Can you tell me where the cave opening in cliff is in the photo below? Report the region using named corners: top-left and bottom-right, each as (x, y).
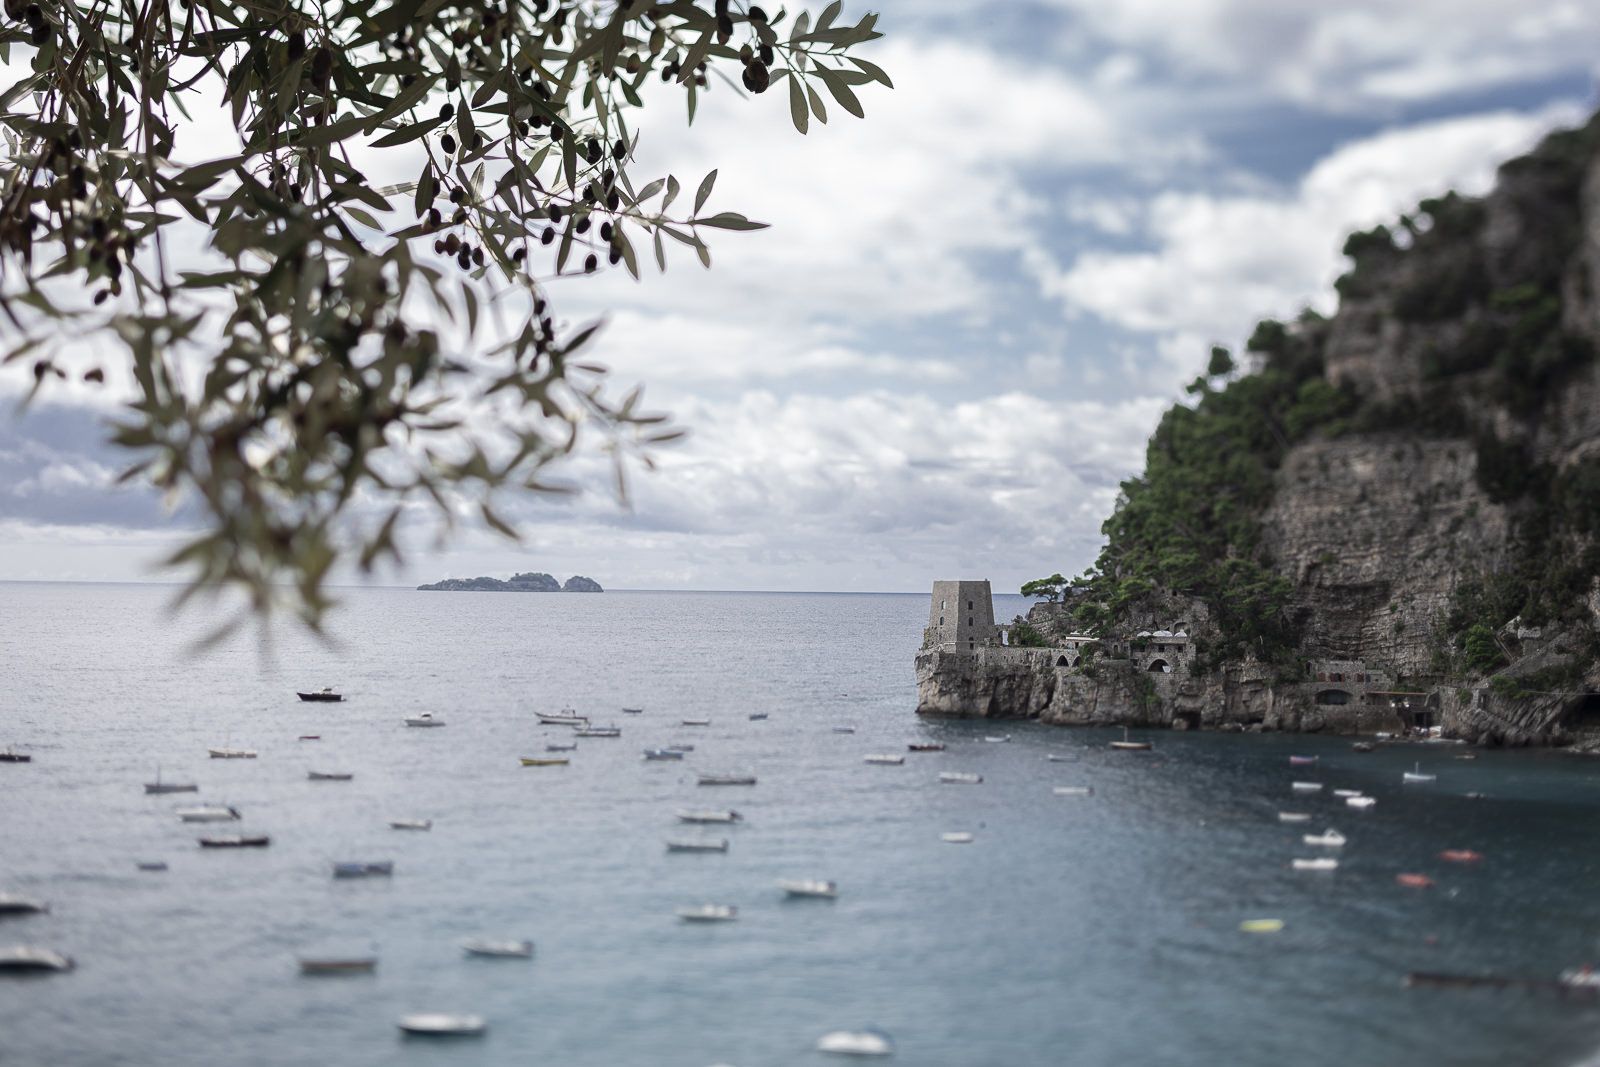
top-left (1569, 694), bottom-right (1600, 727)
top-left (1316, 689), bottom-right (1353, 705)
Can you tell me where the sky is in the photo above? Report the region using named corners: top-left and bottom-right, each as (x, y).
top-left (1, 0), bottom-right (1597, 594)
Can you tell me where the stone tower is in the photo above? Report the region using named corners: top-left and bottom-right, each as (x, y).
top-left (928, 580), bottom-right (996, 652)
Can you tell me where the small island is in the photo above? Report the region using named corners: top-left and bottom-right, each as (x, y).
top-left (417, 572), bottom-right (603, 593)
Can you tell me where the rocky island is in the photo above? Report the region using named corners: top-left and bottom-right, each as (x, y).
top-left (418, 572), bottom-right (603, 592)
top-left (919, 110), bottom-right (1600, 751)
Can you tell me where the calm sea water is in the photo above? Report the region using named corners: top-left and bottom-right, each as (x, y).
top-left (3, 583), bottom-right (1600, 1066)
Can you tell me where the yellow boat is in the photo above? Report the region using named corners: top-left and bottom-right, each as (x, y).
top-left (520, 757), bottom-right (569, 767)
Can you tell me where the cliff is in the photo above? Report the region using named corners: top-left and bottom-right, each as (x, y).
top-left (418, 572), bottom-right (603, 592)
top-left (920, 111), bottom-right (1600, 748)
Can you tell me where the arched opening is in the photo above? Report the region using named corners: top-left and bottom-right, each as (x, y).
top-left (1316, 689), bottom-right (1353, 706)
top-left (1173, 710), bottom-right (1201, 730)
top-left (1055, 655), bottom-right (1070, 667)
top-left (1147, 659), bottom-right (1170, 673)
top-left (1567, 694), bottom-right (1600, 728)
top-left (1072, 655), bottom-right (1082, 669)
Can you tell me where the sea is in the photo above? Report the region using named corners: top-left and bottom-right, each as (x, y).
top-left (3, 582), bottom-right (1600, 1067)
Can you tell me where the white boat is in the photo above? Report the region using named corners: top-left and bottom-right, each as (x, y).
top-left (333, 861), bottom-right (393, 877)
top-left (863, 754), bottom-right (905, 765)
top-left (940, 832), bottom-right (974, 843)
top-left (537, 710), bottom-right (587, 726)
top-left (643, 749), bottom-right (685, 760)
top-left (175, 805), bottom-right (240, 823)
top-left (397, 1013), bottom-right (486, 1036)
top-left (666, 839), bottom-right (729, 852)
top-left (697, 773), bottom-right (756, 786)
top-left (208, 747), bottom-right (256, 759)
top-left (308, 770), bottom-right (353, 780)
top-left (403, 713), bottom-right (444, 727)
top-left (1110, 727), bottom-right (1152, 750)
top-left (0, 945), bottom-right (73, 972)
top-left (1277, 812), bottom-right (1311, 823)
top-left (1559, 966), bottom-right (1600, 988)
top-left (1303, 829), bottom-right (1347, 847)
top-left (546, 742), bottom-right (578, 752)
top-left (1291, 858), bottom-right (1339, 871)
top-left (675, 809), bottom-right (742, 823)
top-left (1346, 795), bottom-right (1377, 809)
top-left (1403, 763), bottom-right (1437, 783)
top-left (461, 939), bottom-right (533, 958)
top-left (1052, 786), bottom-right (1093, 797)
top-left (1331, 788), bottom-right (1363, 798)
top-left (780, 879), bottom-right (837, 899)
top-left (388, 819), bottom-right (432, 831)
top-left (676, 904), bottom-right (737, 922)
top-left (574, 726), bottom-right (621, 738)
top-left (0, 894), bottom-right (48, 914)
top-left (817, 1028), bottom-right (894, 1056)
top-left (681, 718), bottom-right (711, 726)
top-left (1045, 753), bottom-right (1078, 763)
top-left (939, 772), bottom-right (982, 784)
top-left (1291, 781), bottom-right (1322, 793)
top-left (983, 735), bottom-right (1012, 743)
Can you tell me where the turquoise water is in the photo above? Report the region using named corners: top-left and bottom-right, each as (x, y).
top-left (3, 583), bottom-right (1600, 1065)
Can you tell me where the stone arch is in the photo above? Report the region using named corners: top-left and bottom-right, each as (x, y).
top-left (1173, 709), bottom-right (1201, 730)
top-left (1316, 689), bottom-right (1353, 706)
top-left (1147, 659), bottom-right (1169, 673)
top-left (1055, 655), bottom-right (1070, 667)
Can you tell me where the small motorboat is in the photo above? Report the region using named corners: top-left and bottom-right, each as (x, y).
top-left (681, 718), bottom-right (711, 727)
top-left (1465, 791), bottom-right (1486, 800)
top-left (136, 861), bottom-right (168, 872)
top-left (1291, 782), bottom-right (1323, 793)
top-left (864, 754), bottom-right (905, 765)
top-left (983, 735), bottom-right (1012, 743)
top-left (780, 879), bottom-right (838, 899)
top-left (1110, 727), bottom-right (1152, 751)
top-left (1239, 919), bottom-right (1284, 933)
top-left (1559, 965), bottom-right (1600, 988)
top-left (697, 773), bottom-right (756, 786)
top-left (622, 707), bottom-right (644, 714)
top-left (298, 735), bottom-right (321, 741)
top-left (1346, 796), bottom-right (1377, 809)
top-left (461, 939), bottom-right (533, 958)
top-left (666, 839), bottom-right (729, 853)
top-left (676, 904), bottom-right (737, 922)
top-left (666, 743), bottom-right (695, 752)
top-left (1045, 753), bottom-right (1078, 763)
top-left (144, 773), bottom-right (199, 794)
top-left (546, 742), bottom-right (578, 752)
top-left (831, 726), bottom-right (856, 734)
top-left (403, 714), bottom-right (444, 727)
top-left (1332, 788), bottom-right (1363, 798)
top-left (675, 810), bottom-right (742, 824)
top-left (1439, 849), bottom-right (1484, 863)
top-left (817, 1028), bottom-right (893, 1057)
top-left (176, 805), bottom-right (241, 823)
top-left (1291, 858), bottom-right (1339, 871)
top-left (520, 758), bottom-right (569, 766)
top-left (0, 748), bottom-right (31, 763)
top-left (1352, 741), bottom-right (1376, 753)
top-left (1455, 752), bottom-right (1478, 760)
top-left (909, 743), bottom-right (946, 752)
top-left (308, 771), bottom-right (353, 781)
top-left (299, 956), bottom-right (376, 974)
top-left (748, 712), bottom-right (769, 720)
top-left (643, 749), bottom-right (685, 761)
top-left (941, 832), bottom-right (975, 843)
top-left (1303, 829), bottom-right (1347, 847)
top-left (1396, 873), bottom-right (1435, 888)
top-left (397, 1013), bottom-right (486, 1036)
top-left (296, 688), bottom-right (343, 702)
top-left (198, 834), bottom-right (269, 847)
top-left (1403, 763), bottom-right (1437, 783)
top-left (537, 710), bottom-right (588, 726)
top-left (1052, 786), bottom-right (1094, 797)
top-left (0, 945), bottom-right (72, 972)
top-left (389, 819), bottom-right (432, 831)
top-left (0, 894), bottom-right (48, 914)
top-left (208, 747), bottom-right (256, 759)
top-left (939, 772), bottom-right (983, 784)
top-left (1289, 755), bottom-right (1318, 766)
top-left (573, 726), bottom-right (620, 738)
top-left (333, 861), bottom-right (393, 878)
top-left (1277, 812), bottom-right (1311, 823)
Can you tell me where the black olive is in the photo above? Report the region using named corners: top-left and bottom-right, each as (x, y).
top-left (440, 102), bottom-right (454, 120)
top-left (742, 60), bottom-right (769, 94)
top-left (441, 133), bottom-right (456, 154)
top-left (584, 253), bottom-right (597, 273)
top-left (541, 227), bottom-right (555, 245)
top-left (575, 216), bottom-right (590, 234)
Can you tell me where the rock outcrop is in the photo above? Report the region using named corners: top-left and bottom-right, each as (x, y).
top-left (418, 572), bottom-right (603, 592)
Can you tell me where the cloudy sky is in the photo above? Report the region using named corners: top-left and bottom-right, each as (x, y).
top-left (1, 1), bottom-right (1597, 593)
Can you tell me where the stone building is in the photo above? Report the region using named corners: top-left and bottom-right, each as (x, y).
top-left (927, 580), bottom-right (997, 652)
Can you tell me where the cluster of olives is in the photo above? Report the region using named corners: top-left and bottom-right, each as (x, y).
top-left (5, 0), bottom-right (52, 47)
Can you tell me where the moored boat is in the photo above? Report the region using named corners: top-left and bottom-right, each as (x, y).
top-left (909, 743), bottom-right (946, 752)
top-left (208, 747), bottom-right (257, 759)
top-left (983, 735), bottom-right (1012, 743)
top-left (676, 904), bottom-right (737, 922)
top-left (198, 834), bottom-right (269, 847)
top-left (397, 1013), bottom-right (486, 1036)
top-left (1352, 741), bottom-right (1377, 753)
top-left (1291, 858), bottom-right (1339, 871)
top-left (1396, 873), bottom-right (1435, 888)
top-left (573, 726), bottom-right (620, 738)
top-left (817, 1028), bottom-right (893, 1057)
top-left (136, 861), bottom-right (168, 872)
top-left (643, 749), bottom-right (685, 760)
top-left (1052, 786), bottom-right (1094, 797)
top-left (175, 805), bottom-right (240, 823)
top-left (0, 945), bottom-right (72, 971)
top-left (697, 773), bottom-right (756, 786)
top-left (1291, 781), bottom-right (1323, 793)
top-left (389, 818), bottom-right (432, 831)
top-left (519, 757), bottom-right (569, 766)
top-left (940, 831), bottom-right (974, 843)
top-left (622, 707), bottom-right (644, 714)
top-left (1303, 829), bottom-right (1346, 847)
top-left (1403, 763), bottom-right (1436, 783)
top-left (748, 712), bottom-right (768, 720)
top-left (780, 879), bottom-right (838, 899)
top-left (546, 742), bottom-right (577, 752)
top-left (1346, 795), bottom-right (1377, 809)
top-left (864, 754), bottom-right (905, 765)
top-left (1277, 812), bottom-right (1311, 823)
top-left (296, 688), bottom-right (343, 702)
top-left (1440, 849), bottom-right (1484, 862)
top-left (333, 861), bottom-right (392, 878)
top-left (308, 771), bottom-right (353, 780)
top-left (0, 894), bottom-right (48, 914)
top-left (537, 710), bottom-right (588, 726)
top-left (1110, 727), bottom-right (1152, 751)
top-left (666, 839), bottom-right (730, 852)
top-left (299, 956), bottom-right (376, 974)
top-left (461, 939), bottom-right (533, 958)
top-left (403, 713), bottom-right (444, 727)
top-left (0, 748), bottom-right (32, 763)
top-left (1289, 755), bottom-right (1318, 765)
top-left (675, 809), bottom-right (742, 824)
top-left (939, 772), bottom-right (982, 784)
top-left (831, 726), bottom-right (856, 734)
top-left (1332, 788), bottom-right (1362, 798)
top-left (681, 717), bottom-right (711, 727)
top-left (144, 772), bottom-right (199, 794)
